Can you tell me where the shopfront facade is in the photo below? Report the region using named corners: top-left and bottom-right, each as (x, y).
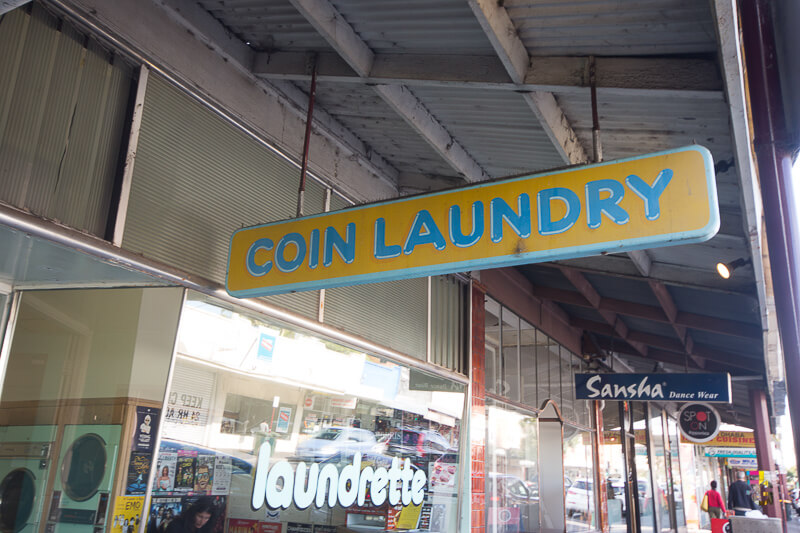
top-left (0, 2), bottom-right (792, 533)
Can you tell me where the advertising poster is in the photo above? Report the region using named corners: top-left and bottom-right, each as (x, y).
top-left (229, 520), bottom-right (282, 533)
top-left (154, 452), bottom-right (177, 493)
top-left (175, 450), bottom-right (197, 492)
top-left (287, 524), bottom-right (313, 533)
top-left (275, 407), bottom-right (292, 433)
top-left (111, 497), bottom-right (144, 533)
top-left (395, 503), bottom-right (423, 530)
top-left (133, 406), bottom-right (161, 452)
top-left (257, 332), bottom-right (276, 362)
top-left (418, 505), bottom-right (432, 530)
top-left (145, 497), bottom-right (182, 533)
top-left (212, 456), bottom-right (232, 495)
top-left (126, 452), bottom-right (152, 495)
top-left (194, 455), bottom-right (215, 493)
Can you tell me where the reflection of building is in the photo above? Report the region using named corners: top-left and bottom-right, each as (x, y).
top-left (0, 2), bottom-right (797, 533)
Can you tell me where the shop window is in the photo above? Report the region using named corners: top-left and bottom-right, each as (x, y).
top-left (149, 292), bottom-right (467, 533)
top-left (667, 417), bottom-right (687, 528)
top-left (649, 410), bottom-right (673, 532)
top-left (601, 402), bottom-right (627, 533)
top-left (0, 287), bottom-right (183, 533)
top-left (485, 399), bottom-right (539, 533)
top-left (564, 426), bottom-right (596, 532)
top-left (633, 404), bottom-right (656, 533)
top-left (501, 308), bottom-right (521, 402)
top-left (485, 297), bottom-right (502, 395)
top-left (520, 320), bottom-right (537, 406)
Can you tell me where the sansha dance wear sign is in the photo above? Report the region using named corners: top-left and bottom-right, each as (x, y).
top-left (227, 145), bottom-right (718, 297)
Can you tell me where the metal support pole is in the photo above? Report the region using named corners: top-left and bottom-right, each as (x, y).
top-left (297, 54), bottom-right (318, 218)
top-left (740, 0), bottom-right (800, 475)
top-left (750, 388), bottom-right (781, 519)
top-left (590, 56), bottom-right (602, 163)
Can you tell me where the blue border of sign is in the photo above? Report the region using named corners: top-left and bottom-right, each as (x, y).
top-left (227, 145), bottom-right (718, 297)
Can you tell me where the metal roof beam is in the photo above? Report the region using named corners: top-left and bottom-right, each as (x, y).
top-left (648, 280), bottom-right (705, 368)
top-left (467, 0), bottom-right (588, 165)
top-left (530, 283), bottom-right (762, 340)
top-left (252, 51), bottom-right (723, 95)
top-left (288, 0), bottom-right (489, 182)
top-left (558, 267), bottom-right (648, 357)
top-left (252, 52), bottom-right (723, 94)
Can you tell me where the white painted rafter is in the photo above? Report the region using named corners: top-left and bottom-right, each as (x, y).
top-left (288, 0), bottom-right (489, 182)
top-left (467, 0), bottom-right (588, 165)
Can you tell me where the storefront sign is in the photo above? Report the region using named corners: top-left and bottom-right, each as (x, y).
top-left (575, 373), bottom-right (731, 402)
top-left (678, 403), bottom-right (722, 443)
top-left (705, 447), bottom-right (757, 458)
top-left (681, 430), bottom-right (755, 447)
top-left (228, 146), bottom-right (717, 297)
top-left (251, 443), bottom-right (427, 510)
top-left (726, 457), bottom-right (758, 468)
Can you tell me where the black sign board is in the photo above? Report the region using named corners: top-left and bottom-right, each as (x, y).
top-left (574, 373), bottom-right (731, 403)
top-left (678, 403), bottom-right (722, 443)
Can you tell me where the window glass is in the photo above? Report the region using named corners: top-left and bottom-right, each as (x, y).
top-left (0, 287), bottom-right (182, 533)
top-left (519, 320), bottom-right (537, 406)
top-left (634, 404), bottom-right (656, 533)
top-left (485, 297), bottom-right (501, 395)
top-left (560, 350), bottom-right (575, 423)
top-left (564, 426), bottom-right (596, 532)
top-left (501, 308), bottom-right (520, 401)
top-left (485, 399), bottom-right (539, 533)
top-left (535, 332), bottom-right (554, 407)
top-left (667, 417), bottom-right (686, 527)
top-left (601, 403), bottom-right (627, 533)
top-left (650, 411), bottom-right (673, 532)
top-left (150, 292), bottom-right (466, 533)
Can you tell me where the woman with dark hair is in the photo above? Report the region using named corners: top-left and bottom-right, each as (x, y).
top-left (165, 498), bottom-right (217, 533)
top-left (704, 480), bottom-right (726, 521)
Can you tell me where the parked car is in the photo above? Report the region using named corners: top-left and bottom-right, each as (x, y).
top-left (565, 478), bottom-right (594, 517)
top-left (294, 426), bottom-right (378, 460)
top-left (385, 427), bottom-right (453, 463)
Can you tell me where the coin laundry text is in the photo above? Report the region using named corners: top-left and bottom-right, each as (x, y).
top-left (245, 170), bottom-right (673, 276)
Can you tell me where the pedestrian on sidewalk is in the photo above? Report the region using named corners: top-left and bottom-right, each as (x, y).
top-left (704, 480), bottom-right (727, 520)
top-left (728, 471), bottom-right (758, 516)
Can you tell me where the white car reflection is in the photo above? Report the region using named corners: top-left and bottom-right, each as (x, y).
top-left (295, 427), bottom-right (379, 460)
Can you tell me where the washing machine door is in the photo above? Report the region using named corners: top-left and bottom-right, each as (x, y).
top-left (60, 434), bottom-right (106, 502)
top-left (0, 469), bottom-right (35, 533)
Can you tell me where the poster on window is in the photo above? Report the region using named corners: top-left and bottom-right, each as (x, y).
top-left (275, 407), bottom-right (292, 433)
top-left (212, 456), bottom-right (232, 495)
top-left (111, 497), bottom-right (144, 533)
top-left (153, 452), bottom-right (177, 493)
top-left (175, 450), bottom-right (197, 492)
top-left (133, 406), bottom-right (160, 452)
top-left (126, 452), bottom-right (151, 495)
top-left (194, 455), bottom-right (215, 493)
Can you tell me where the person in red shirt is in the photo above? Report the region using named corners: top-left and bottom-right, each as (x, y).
top-left (705, 480), bottom-right (727, 519)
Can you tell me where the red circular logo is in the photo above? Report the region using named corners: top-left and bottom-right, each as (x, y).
top-left (696, 411), bottom-right (708, 422)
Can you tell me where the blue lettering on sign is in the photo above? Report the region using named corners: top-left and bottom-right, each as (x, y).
top-left (585, 179), bottom-right (629, 229)
top-left (244, 168), bottom-right (684, 274)
top-left (246, 238), bottom-right (274, 276)
top-left (374, 218), bottom-right (401, 259)
top-left (449, 202), bottom-right (484, 248)
top-left (324, 223), bottom-right (356, 267)
top-left (276, 233), bottom-right (306, 273)
top-left (490, 194), bottom-right (531, 243)
top-left (626, 169), bottom-right (673, 220)
top-left (537, 188), bottom-right (581, 236)
top-left (308, 229), bottom-right (320, 269)
top-left (404, 210), bottom-right (447, 254)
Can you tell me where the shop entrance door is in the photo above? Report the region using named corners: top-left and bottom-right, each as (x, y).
top-left (538, 402), bottom-right (564, 533)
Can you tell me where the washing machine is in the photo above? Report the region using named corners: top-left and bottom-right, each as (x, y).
top-left (52, 425), bottom-right (121, 533)
top-left (0, 425), bottom-right (57, 533)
